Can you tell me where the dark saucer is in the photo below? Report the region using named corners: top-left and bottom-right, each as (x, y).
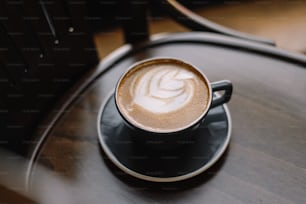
top-left (97, 93), bottom-right (232, 182)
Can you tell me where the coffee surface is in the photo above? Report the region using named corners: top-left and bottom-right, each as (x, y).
top-left (117, 60), bottom-right (210, 132)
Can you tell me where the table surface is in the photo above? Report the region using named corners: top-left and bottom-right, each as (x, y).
top-left (28, 33), bottom-right (306, 204)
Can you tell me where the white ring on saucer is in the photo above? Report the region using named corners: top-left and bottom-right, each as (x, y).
top-left (97, 92), bottom-right (232, 183)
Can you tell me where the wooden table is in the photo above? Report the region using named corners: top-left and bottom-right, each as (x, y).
top-left (27, 33), bottom-right (306, 204)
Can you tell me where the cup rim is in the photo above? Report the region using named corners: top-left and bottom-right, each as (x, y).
top-left (114, 57), bottom-right (213, 134)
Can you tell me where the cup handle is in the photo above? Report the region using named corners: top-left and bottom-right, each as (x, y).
top-left (210, 80), bottom-right (233, 108)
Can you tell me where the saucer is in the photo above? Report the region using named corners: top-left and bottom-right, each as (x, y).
top-left (97, 93), bottom-right (232, 182)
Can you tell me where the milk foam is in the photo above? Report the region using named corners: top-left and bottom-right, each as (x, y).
top-left (130, 66), bottom-right (196, 113)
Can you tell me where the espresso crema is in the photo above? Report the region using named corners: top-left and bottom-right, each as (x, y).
top-left (116, 59), bottom-right (210, 132)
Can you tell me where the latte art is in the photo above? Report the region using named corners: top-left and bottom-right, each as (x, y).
top-left (130, 66), bottom-right (196, 113)
top-left (116, 59), bottom-right (210, 132)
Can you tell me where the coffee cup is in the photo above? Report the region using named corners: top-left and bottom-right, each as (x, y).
top-left (114, 58), bottom-right (232, 149)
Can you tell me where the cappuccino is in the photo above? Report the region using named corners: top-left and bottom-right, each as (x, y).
top-left (116, 59), bottom-right (211, 132)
